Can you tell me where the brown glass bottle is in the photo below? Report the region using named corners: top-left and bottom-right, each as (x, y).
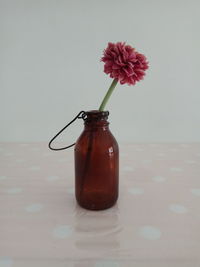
top-left (74, 110), bottom-right (119, 210)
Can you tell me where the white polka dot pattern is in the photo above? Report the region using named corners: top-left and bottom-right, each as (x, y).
top-left (0, 257), bottom-right (13, 267)
top-left (25, 204), bottom-right (44, 213)
top-left (122, 166), bottom-right (134, 172)
top-left (191, 188), bottom-right (200, 196)
top-left (139, 226), bottom-right (161, 240)
top-left (170, 167), bottom-right (183, 172)
top-left (6, 187), bottom-right (23, 194)
top-left (46, 175), bottom-right (59, 181)
top-left (152, 175), bottom-right (166, 182)
top-left (29, 166), bottom-right (40, 171)
top-left (0, 143), bottom-right (199, 266)
top-left (169, 204), bottom-right (188, 214)
top-left (53, 225), bottom-right (73, 239)
top-left (95, 260), bottom-right (120, 267)
top-left (128, 187), bottom-right (144, 195)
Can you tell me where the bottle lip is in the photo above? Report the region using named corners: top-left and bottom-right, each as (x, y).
top-left (84, 110), bottom-right (109, 123)
top-left (85, 110), bottom-right (109, 116)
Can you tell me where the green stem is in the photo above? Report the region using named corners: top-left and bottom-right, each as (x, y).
top-left (99, 78), bottom-right (118, 111)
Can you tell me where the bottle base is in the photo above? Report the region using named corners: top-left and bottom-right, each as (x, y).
top-left (76, 198), bottom-right (118, 211)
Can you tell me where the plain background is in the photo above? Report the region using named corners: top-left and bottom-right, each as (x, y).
top-left (0, 0), bottom-right (200, 143)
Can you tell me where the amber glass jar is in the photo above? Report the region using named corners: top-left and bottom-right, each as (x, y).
top-left (74, 110), bottom-right (119, 210)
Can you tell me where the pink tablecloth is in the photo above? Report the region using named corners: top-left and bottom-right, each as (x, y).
top-left (0, 143), bottom-right (200, 267)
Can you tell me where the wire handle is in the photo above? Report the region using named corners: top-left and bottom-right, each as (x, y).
top-left (48, 111), bottom-right (87, 151)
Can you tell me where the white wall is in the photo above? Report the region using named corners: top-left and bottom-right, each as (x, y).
top-left (1, 0), bottom-right (200, 143)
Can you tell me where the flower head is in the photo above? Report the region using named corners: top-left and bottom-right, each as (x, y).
top-left (101, 42), bottom-right (149, 85)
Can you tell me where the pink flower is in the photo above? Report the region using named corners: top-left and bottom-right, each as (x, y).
top-left (101, 42), bottom-right (149, 85)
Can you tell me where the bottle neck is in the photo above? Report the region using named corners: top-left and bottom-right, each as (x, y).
top-left (84, 121), bottom-right (109, 130)
top-left (83, 110), bottom-right (109, 130)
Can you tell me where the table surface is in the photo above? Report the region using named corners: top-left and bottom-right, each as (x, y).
top-left (0, 143), bottom-right (200, 267)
